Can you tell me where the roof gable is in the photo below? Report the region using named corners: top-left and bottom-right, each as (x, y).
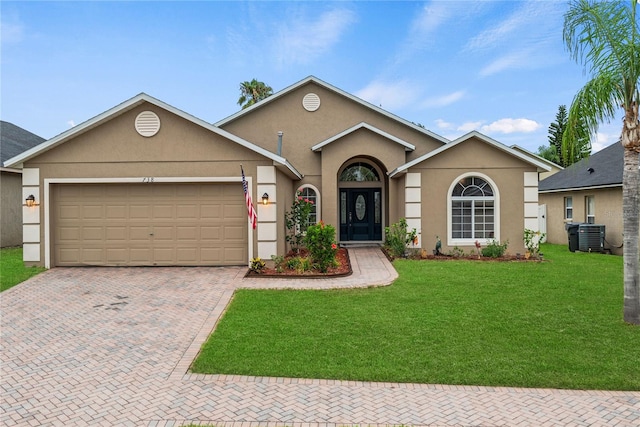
top-left (311, 122), bottom-right (416, 152)
top-left (215, 76), bottom-right (449, 145)
top-left (1, 121), bottom-right (45, 167)
top-left (3, 94), bottom-right (302, 179)
top-left (539, 142), bottom-right (626, 192)
top-left (389, 131), bottom-right (552, 177)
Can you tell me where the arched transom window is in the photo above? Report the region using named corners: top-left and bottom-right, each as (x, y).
top-left (450, 176), bottom-right (496, 241)
top-left (340, 163), bottom-right (380, 182)
top-left (297, 185), bottom-right (320, 226)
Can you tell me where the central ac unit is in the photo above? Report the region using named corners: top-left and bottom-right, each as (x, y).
top-left (578, 224), bottom-right (605, 252)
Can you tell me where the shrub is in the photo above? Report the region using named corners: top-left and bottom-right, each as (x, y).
top-left (523, 229), bottom-right (545, 257)
top-left (384, 218), bottom-right (417, 259)
top-left (285, 189), bottom-right (315, 253)
top-left (304, 221), bottom-right (338, 273)
top-left (270, 255), bottom-right (285, 273)
top-left (481, 239), bottom-right (509, 258)
top-left (249, 257), bottom-right (266, 274)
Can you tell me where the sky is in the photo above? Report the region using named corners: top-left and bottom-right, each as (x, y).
top-left (1, 0), bottom-right (625, 156)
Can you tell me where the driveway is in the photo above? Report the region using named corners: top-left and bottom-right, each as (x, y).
top-left (1, 248), bottom-right (639, 426)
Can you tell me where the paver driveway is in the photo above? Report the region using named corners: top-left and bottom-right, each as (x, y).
top-left (1, 248), bottom-right (639, 426)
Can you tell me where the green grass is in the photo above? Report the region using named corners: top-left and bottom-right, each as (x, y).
top-left (1, 247), bottom-right (46, 292)
top-left (192, 244), bottom-right (640, 390)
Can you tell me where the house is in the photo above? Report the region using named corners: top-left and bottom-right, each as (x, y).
top-left (3, 76), bottom-right (550, 268)
top-left (538, 141), bottom-right (630, 255)
top-left (1, 121), bottom-right (45, 247)
top-left (510, 145), bottom-right (564, 181)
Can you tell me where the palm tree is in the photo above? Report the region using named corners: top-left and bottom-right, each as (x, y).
top-left (563, 0), bottom-right (640, 324)
top-left (237, 79), bottom-right (273, 109)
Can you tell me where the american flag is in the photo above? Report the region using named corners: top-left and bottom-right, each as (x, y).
top-left (241, 166), bottom-right (257, 229)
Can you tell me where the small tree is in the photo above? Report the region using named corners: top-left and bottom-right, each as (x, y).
top-left (284, 189), bottom-right (314, 254)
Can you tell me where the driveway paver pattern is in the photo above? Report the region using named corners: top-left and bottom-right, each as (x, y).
top-left (1, 247), bottom-right (638, 426)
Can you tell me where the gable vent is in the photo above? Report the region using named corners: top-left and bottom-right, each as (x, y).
top-left (135, 111), bottom-right (161, 137)
top-left (302, 93), bottom-right (321, 112)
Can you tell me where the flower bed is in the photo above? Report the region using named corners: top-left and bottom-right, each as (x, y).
top-left (245, 248), bottom-right (352, 278)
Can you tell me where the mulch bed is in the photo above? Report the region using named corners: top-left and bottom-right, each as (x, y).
top-left (382, 248), bottom-right (544, 262)
top-left (245, 248), bottom-right (352, 278)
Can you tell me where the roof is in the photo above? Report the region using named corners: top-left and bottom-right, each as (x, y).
top-left (3, 94), bottom-right (303, 179)
top-left (215, 75), bottom-right (450, 145)
top-left (311, 122), bottom-right (416, 152)
top-left (539, 142), bottom-right (625, 192)
top-left (389, 130), bottom-right (552, 177)
top-left (1, 121), bottom-right (45, 171)
top-left (510, 144), bottom-right (564, 171)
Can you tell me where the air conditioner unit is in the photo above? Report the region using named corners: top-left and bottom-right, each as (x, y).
top-left (578, 224), bottom-right (605, 252)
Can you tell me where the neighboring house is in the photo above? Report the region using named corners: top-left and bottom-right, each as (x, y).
top-left (539, 141), bottom-right (631, 255)
top-left (0, 121), bottom-right (45, 247)
top-left (4, 76), bottom-right (550, 268)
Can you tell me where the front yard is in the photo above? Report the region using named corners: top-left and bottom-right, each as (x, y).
top-left (0, 247), bottom-right (46, 292)
top-left (192, 244), bottom-right (639, 391)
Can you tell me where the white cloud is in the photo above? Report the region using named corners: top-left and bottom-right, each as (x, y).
top-left (355, 80), bottom-right (417, 111)
top-left (1, 13), bottom-right (25, 45)
top-left (435, 119), bottom-right (454, 130)
top-left (480, 118), bottom-right (541, 134)
top-left (275, 8), bottom-right (356, 66)
top-left (479, 50), bottom-right (532, 77)
top-left (457, 121), bottom-right (484, 133)
top-left (422, 90), bottom-right (465, 108)
top-left (67, 120), bottom-right (76, 128)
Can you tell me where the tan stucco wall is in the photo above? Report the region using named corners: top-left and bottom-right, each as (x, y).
top-left (407, 137), bottom-right (537, 255)
top-left (1, 171), bottom-right (23, 247)
top-left (219, 81), bottom-right (444, 178)
top-left (24, 103), bottom-right (277, 265)
top-left (539, 187), bottom-right (623, 255)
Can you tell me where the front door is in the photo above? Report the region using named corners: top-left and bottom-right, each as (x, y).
top-left (339, 188), bottom-right (382, 241)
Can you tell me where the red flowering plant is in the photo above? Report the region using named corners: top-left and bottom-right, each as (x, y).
top-left (304, 220), bottom-right (339, 273)
top-left (285, 189), bottom-right (315, 253)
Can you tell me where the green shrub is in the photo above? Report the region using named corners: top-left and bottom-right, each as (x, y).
top-left (285, 189), bottom-right (315, 253)
top-left (481, 239), bottom-right (509, 258)
top-left (304, 221), bottom-right (338, 273)
top-left (270, 255), bottom-right (285, 273)
top-left (384, 218), bottom-right (417, 259)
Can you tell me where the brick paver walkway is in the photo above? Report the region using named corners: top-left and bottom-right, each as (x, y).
top-left (1, 247), bottom-right (638, 426)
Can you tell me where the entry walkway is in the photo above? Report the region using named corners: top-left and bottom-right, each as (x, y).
top-left (1, 247), bottom-right (638, 426)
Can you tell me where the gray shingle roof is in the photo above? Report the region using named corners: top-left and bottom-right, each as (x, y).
top-left (539, 142), bottom-right (625, 192)
top-left (1, 121), bottom-right (46, 166)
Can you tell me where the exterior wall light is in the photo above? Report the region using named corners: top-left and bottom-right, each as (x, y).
top-left (25, 194), bottom-right (38, 207)
top-left (262, 193), bottom-right (269, 205)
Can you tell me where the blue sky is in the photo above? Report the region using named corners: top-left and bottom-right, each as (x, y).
top-left (1, 1), bottom-right (623, 155)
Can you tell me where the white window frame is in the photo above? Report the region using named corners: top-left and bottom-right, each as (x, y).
top-left (585, 195), bottom-right (595, 224)
top-left (564, 196), bottom-right (573, 220)
top-left (296, 184), bottom-right (321, 225)
top-left (447, 172), bottom-right (500, 247)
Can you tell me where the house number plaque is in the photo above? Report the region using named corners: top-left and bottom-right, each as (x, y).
top-left (142, 177), bottom-right (155, 183)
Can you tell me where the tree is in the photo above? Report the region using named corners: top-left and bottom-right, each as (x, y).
top-left (563, 0), bottom-right (640, 324)
top-left (539, 105), bottom-right (590, 166)
top-left (237, 79), bottom-right (273, 109)
top-left (548, 105), bottom-right (568, 164)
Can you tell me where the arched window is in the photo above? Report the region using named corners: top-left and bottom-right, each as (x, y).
top-left (448, 174), bottom-right (499, 243)
top-left (297, 185), bottom-right (320, 226)
top-left (339, 163), bottom-right (380, 182)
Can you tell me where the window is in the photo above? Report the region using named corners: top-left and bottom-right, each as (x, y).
top-left (297, 185), bottom-right (320, 226)
top-left (586, 196), bottom-right (595, 224)
top-left (564, 197), bottom-right (573, 220)
top-left (448, 174), bottom-right (498, 244)
top-left (339, 163), bottom-right (380, 182)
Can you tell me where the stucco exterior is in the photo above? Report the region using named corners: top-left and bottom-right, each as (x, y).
top-left (1, 171), bottom-right (23, 247)
top-left (4, 76), bottom-right (549, 267)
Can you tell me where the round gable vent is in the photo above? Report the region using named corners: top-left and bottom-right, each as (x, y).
top-left (302, 93), bottom-right (321, 112)
top-left (135, 111), bottom-right (161, 137)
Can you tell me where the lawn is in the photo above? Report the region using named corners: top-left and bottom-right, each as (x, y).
top-left (192, 244), bottom-right (640, 391)
top-left (1, 247), bottom-right (46, 292)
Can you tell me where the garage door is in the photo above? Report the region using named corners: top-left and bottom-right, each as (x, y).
top-left (52, 183), bottom-right (248, 266)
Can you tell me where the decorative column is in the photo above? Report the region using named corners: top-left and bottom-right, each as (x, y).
top-left (256, 166), bottom-right (277, 260)
top-left (523, 171), bottom-right (539, 231)
top-left (405, 172), bottom-right (422, 247)
top-left (22, 168), bottom-right (41, 262)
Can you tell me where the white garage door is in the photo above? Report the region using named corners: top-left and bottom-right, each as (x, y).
top-left (52, 183), bottom-right (248, 266)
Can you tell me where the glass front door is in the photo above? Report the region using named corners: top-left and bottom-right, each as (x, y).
top-left (339, 188), bottom-right (382, 241)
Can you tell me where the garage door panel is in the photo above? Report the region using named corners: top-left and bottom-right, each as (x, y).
top-left (53, 183), bottom-right (248, 266)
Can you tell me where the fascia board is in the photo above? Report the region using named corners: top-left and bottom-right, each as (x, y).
top-left (215, 76), bottom-right (450, 144)
top-left (311, 122), bottom-right (415, 152)
top-left (389, 131), bottom-right (552, 178)
top-left (539, 183), bottom-right (622, 193)
top-left (5, 93), bottom-right (302, 179)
